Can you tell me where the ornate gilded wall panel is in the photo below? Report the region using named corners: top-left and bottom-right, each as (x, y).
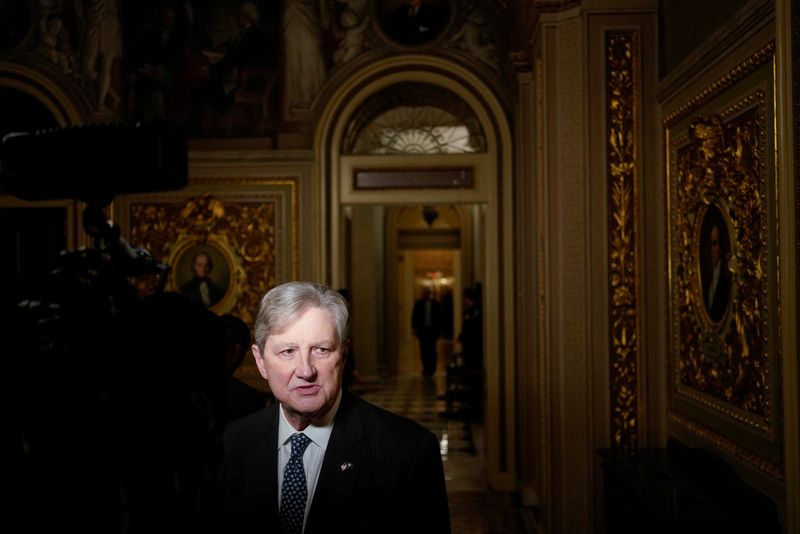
top-left (664, 42), bottom-right (782, 475)
top-left (606, 29), bottom-right (640, 450)
top-left (115, 179), bottom-right (297, 328)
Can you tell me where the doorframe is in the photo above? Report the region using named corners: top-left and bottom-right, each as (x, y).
top-left (315, 55), bottom-right (517, 490)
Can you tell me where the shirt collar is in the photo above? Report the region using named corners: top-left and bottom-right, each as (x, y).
top-left (277, 389), bottom-right (342, 450)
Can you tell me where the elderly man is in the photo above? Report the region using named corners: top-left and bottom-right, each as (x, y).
top-left (216, 281), bottom-right (450, 533)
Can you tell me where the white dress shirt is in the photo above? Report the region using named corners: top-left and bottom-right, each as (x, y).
top-left (277, 389), bottom-right (342, 530)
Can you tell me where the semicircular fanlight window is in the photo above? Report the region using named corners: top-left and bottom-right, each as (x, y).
top-left (343, 82), bottom-right (486, 155)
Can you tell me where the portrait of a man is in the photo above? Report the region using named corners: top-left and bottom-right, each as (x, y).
top-left (699, 205), bottom-right (732, 322)
top-left (382, 0), bottom-right (450, 46)
top-left (177, 246), bottom-right (229, 307)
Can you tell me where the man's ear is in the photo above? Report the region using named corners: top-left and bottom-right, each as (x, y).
top-left (252, 343), bottom-right (268, 379)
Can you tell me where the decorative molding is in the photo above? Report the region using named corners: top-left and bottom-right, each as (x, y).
top-left (606, 29), bottom-right (641, 451)
top-left (665, 42), bottom-right (781, 475)
top-left (657, 0), bottom-right (775, 102)
top-left (117, 180), bottom-right (298, 328)
top-left (670, 95), bottom-right (772, 421)
top-left (662, 42), bottom-right (775, 127)
top-left (669, 410), bottom-right (783, 480)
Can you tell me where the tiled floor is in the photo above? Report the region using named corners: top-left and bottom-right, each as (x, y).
top-left (354, 372), bottom-right (530, 533)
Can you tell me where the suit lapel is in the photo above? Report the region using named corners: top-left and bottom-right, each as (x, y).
top-left (241, 405), bottom-right (281, 529)
top-left (306, 393), bottom-right (367, 530)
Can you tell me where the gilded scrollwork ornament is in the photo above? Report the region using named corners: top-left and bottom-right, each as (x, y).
top-left (606, 30), bottom-right (640, 450)
top-left (127, 192), bottom-right (282, 324)
top-left (673, 101), bottom-right (770, 419)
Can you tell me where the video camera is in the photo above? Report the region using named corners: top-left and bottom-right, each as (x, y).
top-left (0, 121), bottom-right (188, 296)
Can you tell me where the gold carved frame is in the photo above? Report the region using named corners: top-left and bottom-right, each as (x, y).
top-left (115, 178), bottom-right (297, 328)
top-left (665, 42), bottom-right (782, 478)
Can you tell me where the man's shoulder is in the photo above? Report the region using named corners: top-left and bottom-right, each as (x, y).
top-left (223, 404), bottom-right (275, 451)
top-left (345, 393), bottom-right (432, 439)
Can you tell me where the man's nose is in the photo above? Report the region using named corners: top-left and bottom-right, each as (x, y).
top-left (296, 351), bottom-right (316, 378)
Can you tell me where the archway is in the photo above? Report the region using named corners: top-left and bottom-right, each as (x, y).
top-left (315, 55), bottom-right (516, 491)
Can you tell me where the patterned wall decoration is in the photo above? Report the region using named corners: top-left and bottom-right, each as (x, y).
top-left (116, 179), bottom-right (297, 329)
top-left (664, 42), bottom-right (782, 475)
top-left (606, 30), bottom-right (640, 450)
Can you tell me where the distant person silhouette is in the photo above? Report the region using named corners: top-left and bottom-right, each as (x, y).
top-left (412, 286), bottom-right (444, 376)
top-left (458, 285), bottom-right (483, 370)
top-left (456, 284), bottom-right (483, 420)
top-left (220, 313), bottom-right (267, 424)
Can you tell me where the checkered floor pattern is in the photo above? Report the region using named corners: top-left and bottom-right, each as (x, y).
top-left (354, 372), bottom-right (529, 533)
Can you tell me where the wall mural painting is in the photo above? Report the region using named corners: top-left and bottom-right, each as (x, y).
top-left (116, 182), bottom-right (297, 326)
top-left (666, 42), bottom-right (782, 475)
top-left (123, 0), bottom-right (282, 137)
top-left (376, 0), bottom-right (451, 47)
top-left (9, 0), bottom-right (505, 135)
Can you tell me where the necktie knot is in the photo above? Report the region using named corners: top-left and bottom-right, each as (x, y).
top-left (290, 432), bottom-right (311, 457)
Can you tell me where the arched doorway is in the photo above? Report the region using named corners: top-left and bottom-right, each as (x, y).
top-left (315, 55), bottom-right (516, 491)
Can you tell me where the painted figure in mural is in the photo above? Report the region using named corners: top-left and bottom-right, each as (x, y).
top-left (216, 281), bottom-right (450, 532)
top-left (129, 4), bottom-right (181, 122)
top-left (333, 4), bottom-right (370, 66)
top-left (447, 8), bottom-right (497, 69)
top-left (283, 0), bottom-right (330, 110)
top-left (208, 1), bottom-right (274, 111)
top-left (385, 0), bottom-right (448, 46)
top-left (36, 9), bottom-right (74, 74)
top-left (82, 0), bottom-right (122, 110)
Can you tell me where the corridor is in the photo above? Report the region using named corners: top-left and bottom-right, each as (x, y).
top-left (354, 372), bottom-right (532, 533)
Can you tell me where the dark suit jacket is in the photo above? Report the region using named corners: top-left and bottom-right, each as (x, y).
top-left (180, 276), bottom-right (226, 307)
top-left (216, 391), bottom-right (451, 533)
top-left (411, 297), bottom-right (444, 338)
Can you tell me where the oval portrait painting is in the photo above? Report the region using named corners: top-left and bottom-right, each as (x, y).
top-left (698, 204), bottom-right (732, 323)
top-left (378, 0), bottom-right (451, 47)
top-left (174, 242), bottom-right (231, 308)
